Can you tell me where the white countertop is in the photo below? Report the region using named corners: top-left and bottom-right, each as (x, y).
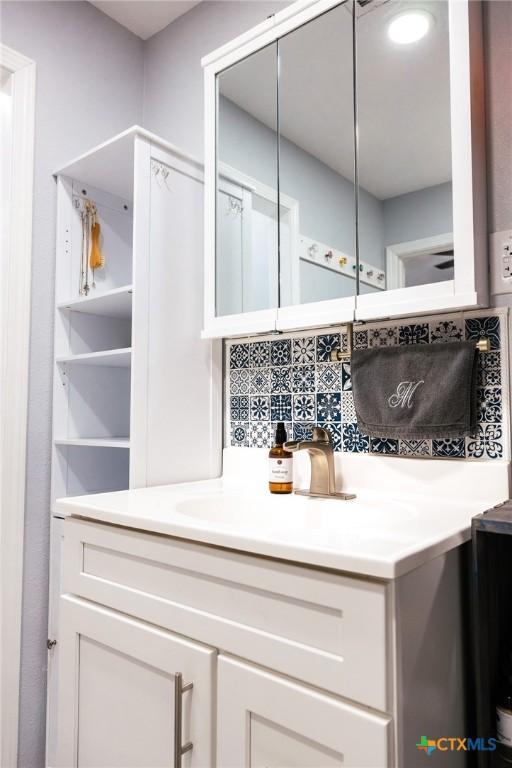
top-left (55, 449), bottom-right (510, 579)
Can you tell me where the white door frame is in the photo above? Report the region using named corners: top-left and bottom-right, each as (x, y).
top-left (386, 232), bottom-right (454, 290)
top-left (0, 44), bottom-right (36, 768)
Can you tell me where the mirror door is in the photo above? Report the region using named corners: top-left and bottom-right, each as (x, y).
top-left (355, 0), bottom-right (454, 316)
top-left (276, 1), bottom-right (358, 329)
top-left (216, 43), bottom-right (279, 322)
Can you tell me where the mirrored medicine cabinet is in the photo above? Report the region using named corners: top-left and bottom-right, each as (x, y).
top-left (202, 0), bottom-right (487, 338)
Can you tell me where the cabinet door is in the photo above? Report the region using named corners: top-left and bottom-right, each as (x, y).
top-left (217, 657), bottom-right (390, 768)
top-left (55, 596), bottom-right (215, 768)
top-left (46, 515), bottom-right (65, 768)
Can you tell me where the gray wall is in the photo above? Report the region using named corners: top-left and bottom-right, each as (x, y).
top-left (484, 1), bottom-right (512, 232)
top-left (143, 0), bottom-right (290, 156)
top-left (0, 3), bottom-right (143, 766)
top-left (383, 182), bottom-right (453, 246)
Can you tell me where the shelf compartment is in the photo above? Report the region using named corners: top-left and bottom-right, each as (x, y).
top-left (56, 303), bottom-right (131, 356)
top-left (54, 438), bottom-right (130, 449)
top-left (55, 364), bottom-right (131, 441)
top-left (56, 348), bottom-right (131, 368)
top-left (57, 285), bottom-right (133, 319)
top-left (53, 443), bottom-right (130, 501)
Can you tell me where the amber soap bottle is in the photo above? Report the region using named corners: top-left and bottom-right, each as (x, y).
top-left (268, 422), bottom-right (293, 494)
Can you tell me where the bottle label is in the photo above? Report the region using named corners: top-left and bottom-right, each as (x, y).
top-left (269, 457), bottom-right (293, 483)
top-left (497, 706), bottom-right (512, 746)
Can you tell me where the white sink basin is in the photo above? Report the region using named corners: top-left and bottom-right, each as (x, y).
top-left (174, 492), bottom-right (418, 532)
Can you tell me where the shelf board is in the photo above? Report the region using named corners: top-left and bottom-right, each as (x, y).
top-left (53, 125), bottom-right (202, 200)
top-left (56, 348), bottom-right (131, 368)
top-left (57, 285), bottom-right (133, 319)
top-left (54, 438), bottom-right (130, 449)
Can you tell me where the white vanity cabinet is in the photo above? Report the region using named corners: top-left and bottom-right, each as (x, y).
top-left (52, 516), bottom-right (468, 768)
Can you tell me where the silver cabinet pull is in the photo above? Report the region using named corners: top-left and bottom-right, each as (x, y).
top-left (174, 672), bottom-right (193, 768)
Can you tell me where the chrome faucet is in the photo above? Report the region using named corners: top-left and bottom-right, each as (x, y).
top-left (284, 427), bottom-right (356, 500)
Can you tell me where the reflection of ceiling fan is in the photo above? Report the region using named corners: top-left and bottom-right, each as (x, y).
top-left (433, 248), bottom-right (455, 270)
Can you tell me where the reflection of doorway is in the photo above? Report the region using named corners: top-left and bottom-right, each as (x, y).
top-left (216, 162), bottom-right (299, 315)
top-left (386, 233), bottom-right (454, 289)
top-left (0, 44), bottom-right (35, 768)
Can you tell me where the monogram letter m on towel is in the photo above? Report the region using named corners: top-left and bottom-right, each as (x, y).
top-left (351, 341), bottom-right (478, 440)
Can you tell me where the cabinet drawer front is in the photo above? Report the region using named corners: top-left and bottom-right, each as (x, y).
top-left (64, 518), bottom-right (389, 710)
top-left (218, 656), bottom-right (390, 768)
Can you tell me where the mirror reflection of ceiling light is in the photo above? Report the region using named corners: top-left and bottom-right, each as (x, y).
top-left (387, 10), bottom-right (432, 45)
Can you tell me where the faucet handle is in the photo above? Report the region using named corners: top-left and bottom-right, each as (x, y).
top-left (311, 426), bottom-right (331, 444)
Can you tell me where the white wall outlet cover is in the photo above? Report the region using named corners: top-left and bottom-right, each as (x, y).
top-left (490, 229), bottom-right (512, 296)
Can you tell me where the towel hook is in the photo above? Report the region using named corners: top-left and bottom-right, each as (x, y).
top-left (330, 323), bottom-right (353, 362)
top-left (476, 338), bottom-right (490, 353)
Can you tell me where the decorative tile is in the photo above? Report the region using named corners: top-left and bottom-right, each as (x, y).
top-left (432, 438), bottom-right (466, 458)
top-left (230, 369), bottom-right (250, 395)
top-left (230, 343), bottom-right (249, 369)
top-left (230, 395), bottom-right (249, 421)
top-left (399, 323), bottom-right (429, 345)
top-left (353, 329), bottom-right (368, 350)
top-left (271, 366), bottom-right (292, 394)
top-left (271, 339), bottom-right (292, 366)
top-left (250, 395), bottom-right (270, 421)
top-left (293, 423), bottom-right (314, 441)
top-left (316, 364), bottom-right (342, 393)
top-left (226, 311), bottom-right (507, 462)
top-left (316, 333), bottom-right (341, 362)
top-left (368, 327), bottom-right (398, 348)
top-left (249, 422), bottom-right (272, 449)
top-left (341, 391), bottom-right (356, 423)
top-left (467, 424), bottom-right (503, 459)
top-left (478, 351), bottom-right (501, 387)
top-left (319, 422), bottom-right (342, 452)
top-left (316, 392), bottom-right (341, 423)
top-left (292, 337), bottom-right (315, 364)
top-left (250, 368), bottom-right (270, 394)
top-left (465, 316), bottom-right (500, 350)
top-left (341, 361), bottom-right (352, 391)
top-left (230, 422), bottom-right (249, 447)
top-left (342, 423), bottom-right (370, 453)
top-left (430, 319), bottom-right (463, 344)
top-left (398, 439), bottom-right (431, 457)
top-left (270, 394), bottom-right (292, 422)
top-left (293, 393), bottom-right (316, 423)
top-left (292, 365), bottom-right (315, 393)
top-left (249, 341), bottom-right (270, 368)
top-left (370, 437), bottom-right (399, 455)
top-left (477, 387), bottom-right (502, 424)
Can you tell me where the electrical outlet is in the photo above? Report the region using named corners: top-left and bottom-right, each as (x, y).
top-left (490, 229), bottom-right (512, 295)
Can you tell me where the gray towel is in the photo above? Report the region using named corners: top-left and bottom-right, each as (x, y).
top-left (351, 341), bottom-right (478, 439)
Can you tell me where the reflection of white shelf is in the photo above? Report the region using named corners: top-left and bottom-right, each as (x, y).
top-left (57, 285), bottom-right (132, 319)
top-left (56, 348), bottom-right (131, 367)
top-left (55, 438), bottom-right (130, 449)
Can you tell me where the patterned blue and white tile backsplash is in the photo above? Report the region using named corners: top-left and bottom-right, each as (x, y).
top-left (226, 309), bottom-right (509, 461)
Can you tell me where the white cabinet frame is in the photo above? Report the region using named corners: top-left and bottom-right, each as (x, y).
top-left (202, 0), bottom-right (487, 336)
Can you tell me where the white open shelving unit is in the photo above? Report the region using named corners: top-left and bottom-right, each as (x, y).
top-left (47, 125), bottom-right (222, 766)
top-left (50, 125), bottom-right (222, 510)
top-left (52, 153), bottom-right (135, 505)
